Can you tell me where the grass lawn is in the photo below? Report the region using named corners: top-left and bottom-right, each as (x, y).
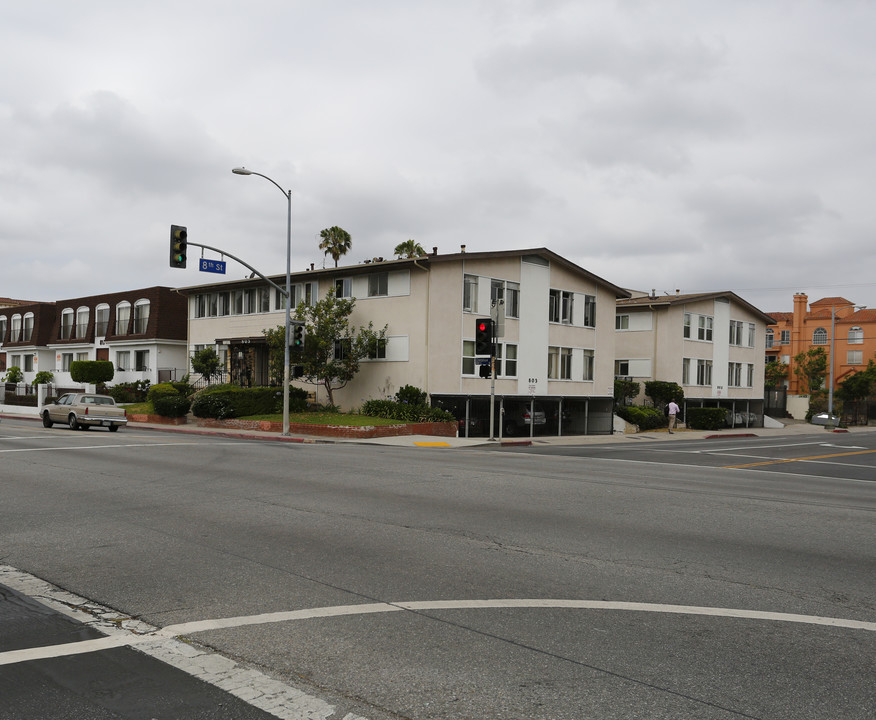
top-left (121, 402), bottom-right (404, 426)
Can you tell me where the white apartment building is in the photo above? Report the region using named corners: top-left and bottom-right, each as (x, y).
top-left (615, 291), bottom-right (773, 423)
top-left (177, 247), bottom-right (630, 436)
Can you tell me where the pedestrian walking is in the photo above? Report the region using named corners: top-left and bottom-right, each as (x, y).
top-left (667, 400), bottom-right (680, 433)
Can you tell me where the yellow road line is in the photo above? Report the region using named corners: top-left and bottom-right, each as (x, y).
top-left (724, 449), bottom-right (876, 469)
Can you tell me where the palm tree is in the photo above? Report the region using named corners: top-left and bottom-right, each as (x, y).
top-left (393, 239), bottom-right (426, 259)
top-left (319, 226), bottom-right (352, 267)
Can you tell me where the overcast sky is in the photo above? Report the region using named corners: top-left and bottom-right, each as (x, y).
top-left (2, 0), bottom-right (875, 315)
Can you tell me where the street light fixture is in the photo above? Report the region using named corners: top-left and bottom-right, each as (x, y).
top-left (232, 166), bottom-right (293, 436)
top-left (827, 302), bottom-right (866, 420)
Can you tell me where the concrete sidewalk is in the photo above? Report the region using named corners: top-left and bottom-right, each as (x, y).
top-left (5, 411), bottom-right (873, 448)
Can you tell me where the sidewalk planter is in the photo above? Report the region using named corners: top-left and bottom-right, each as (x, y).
top-left (192, 418), bottom-right (458, 438)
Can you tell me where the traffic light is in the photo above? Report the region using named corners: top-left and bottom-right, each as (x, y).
top-left (290, 321), bottom-right (305, 354)
top-left (169, 225), bottom-right (187, 268)
top-left (479, 362), bottom-right (491, 378)
top-left (475, 318), bottom-right (493, 356)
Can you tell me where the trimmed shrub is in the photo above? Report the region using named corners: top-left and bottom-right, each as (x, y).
top-left (685, 407), bottom-right (727, 430)
top-left (147, 382), bottom-right (180, 404)
top-left (190, 385), bottom-right (308, 418)
top-left (3, 367), bottom-right (24, 384)
top-left (153, 394), bottom-right (192, 418)
top-left (70, 360), bottom-right (114, 385)
top-left (32, 371), bottom-right (55, 386)
top-left (361, 398), bottom-right (455, 423)
top-left (616, 405), bottom-right (666, 430)
top-left (395, 385), bottom-right (427, 406)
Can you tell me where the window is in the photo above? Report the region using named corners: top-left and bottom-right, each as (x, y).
top-left (728, 362), bottom-right (743, 387)
top-left (505, 282), bottom-right (520, 318)
top-left (95, 305), bottom-right (109, 336)
top-left (22, 313), bottom-right (34, 342)
top-left (747, 363), bottom-right (755, 388)
top-left (133, 300), bottom-right (150, 333)
top-left (696, 359), bottom-right (712, 386)
top-left (682, 358), bottom-right (691, 385)
top-left (500, 343), bottom-right (518, 377)
top-left (780, 329), bottom-right (790, 345)
top-left (230, 290), bottom-right (244, 315)
top-left (62, 353), bottom-right (74, 372)
top-left (135, 350), bottom-right (149, 371)
top-left (333, 338), bottom-right (352, 361)
top-left (583, 294), bottom-right (596, 327)
top-left (549, 290), bottom-right (573, 324)
top-left (765, 328), bottom-right (774, 349)
top-left (548, 347), bottom-right (572, 379)
top-left (849, 327), bottom-right (863, 344)
top-left (10, 315), bottom-right (21, 342)
top-left (75, 307), bottom-right (89, 338)
top-left (11, 354), bottom-right (21, 368)
top-left (812, 327), bottom-right (827, 345)
top-left (582, 349), bottom-right (594, 381)
top-left (698, 315), bottom-right (713, 341)
top-left (615, 359), bottom-right (630, 377)
top-left (0, 316), bottom-right (6, 343)
top-left (23, 354), bottom-right (34, 372)
top-left (616, 314), bottom-right (630, 330)
top-left (60, 308), bottom-right (74, 339)
top-left (463, 274), bottom-right (478, 312)
top-left (683, 313), bottom-right (691, 339)
top-left (259, 287), bottom-right (270, 313)
top-left (335, 278), bottom-right (352, 298)
top-left (729, 320), bottom-right (744, 346)
top-left (748, 323), bottom-right (756, 347)
top-left (116, 351), bottom-right (130, 371)
top-left (76, 352), bottom-right (89, 362)
top-left (116, 302), bottom-right (131, 335)
top-left (462, 340), bottom-right (476, 375)
top-left (366, 337), bottom-right (387, 359)
top-left (848, 350), bottom-right (863, 365)
top-left (368, 272), bottom-right (389, 297)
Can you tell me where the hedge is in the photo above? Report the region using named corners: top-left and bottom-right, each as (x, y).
top-left (190, 385), bottom-right (307, 419)
top-left (147, 382), bottom-right (181, 404)
top-left (360, 399), bottom-right (455, 423)
top-left (685, 407), bottom-right (727, 430)
top-left (153, 395), bottom-right (192, 418)
top-left (70, 360), bottom-right (114, 385)
top-left (615, 405), bottom-right (666, 430)
top-left (106, 381), bottom-right (150, 403)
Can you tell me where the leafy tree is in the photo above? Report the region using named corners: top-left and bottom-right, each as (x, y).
top-left (764, 360), bottom-right (788, 389)
top-left (613, 379), bottom-right (640, 406)
top-left (32, 370), bottom-right (54, 385)
top-left (393, 239), bottom-right (426, 259)
top-left (191, 347), bottom-right (222, 383)
top-left (793, 347), bottom-right (828, 393)
top-left (644, 380), bottom-right (683, 408)
top-left (319, 226), bottom-right (352, 267)
top-left (3, 366), bottom-right (24, 384)
top-left (264, 288), bottom-right (386, 407)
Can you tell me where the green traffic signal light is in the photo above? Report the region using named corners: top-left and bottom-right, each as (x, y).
top-left (291, 322), bottom-right (305, 353)
top-left (169, 225), bottom-right (188, 268)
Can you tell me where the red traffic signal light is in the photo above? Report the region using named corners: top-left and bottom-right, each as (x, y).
top-left (475, 318), bottom-right (493, 356)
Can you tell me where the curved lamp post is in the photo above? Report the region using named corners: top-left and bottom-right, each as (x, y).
top-left (232, 167), bottom-right (293, 436)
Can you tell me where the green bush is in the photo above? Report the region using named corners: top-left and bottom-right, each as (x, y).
top-left (32, 371), bottom-right (55, 386)
top-left (191, 385), bottom-right (308, 418)
top-left (395, 385), bottom-right (427, 406)
top-left (616, 405), bottom-right (666, 430)
top-left (153, 394), bottom-right (192, 418)
top-left (685, 407), bottom-right (727, 430)
top-left (3, 366), bottom-right (24, 384)
top-left (644, 381), bottom-right (683, 407)
top-left (70, 360), bottom-right (114, 385)
top-left (106, 381), bottom-right (151, 403)
top-left (147, 382), bottom-right (180, 403)
top-left (361, 398), bottom-right (455, 423)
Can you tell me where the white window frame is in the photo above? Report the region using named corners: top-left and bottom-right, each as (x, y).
top-left (848, 350), bottom-right (863, 365)
top-left (812, 327), bottom-right (827, 345)
top-left (698, 315), bottom-right (713, 342)
top-left (848, 327), bottom-right (863, 344)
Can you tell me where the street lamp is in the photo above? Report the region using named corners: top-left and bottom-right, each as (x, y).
top-left (232, 166), bottom-right (293, 436)
top-left (827, 303), bottom-right (866, 420)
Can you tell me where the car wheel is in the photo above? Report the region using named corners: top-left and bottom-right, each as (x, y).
top-left (42, 412), bottom-right (54, 428)
top-left (68, 414), bottom-right (79, 431)
top-left (108, 424), bottom-right (119, 432)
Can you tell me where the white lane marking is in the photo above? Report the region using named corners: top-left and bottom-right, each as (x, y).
top-left (0, 441), bottom-right (242, 454)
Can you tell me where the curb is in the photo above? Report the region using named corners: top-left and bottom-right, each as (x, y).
top-left (703, 433), bottom-right (759, 440)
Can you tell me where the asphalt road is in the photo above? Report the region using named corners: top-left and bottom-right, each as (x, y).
top-left (0, 418), bottom-right (873, 719)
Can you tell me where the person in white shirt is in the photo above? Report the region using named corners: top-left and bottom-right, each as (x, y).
top-left (667, 400), bottom-right (680, 433)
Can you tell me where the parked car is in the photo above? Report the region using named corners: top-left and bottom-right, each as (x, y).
top-left (810, 412), bottom-right (840, 426)
top-left (41, 393), bottom-right (128, 432)
top-left (503, 402), bottom-right (546, 436)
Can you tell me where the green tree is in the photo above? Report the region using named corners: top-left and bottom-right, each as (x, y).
top-left (613, 379), bottom-right (640, 406)
top-left (393, 239), bottom-right (426, 259)
top-left (264, 289), bottom-right (386, 407)
top-left (191, 347), bottom-right (222, 384)
top-left (644, 380), bottom-right (683, 408)
top-left (3, 366), bottom-right (24, 384)
top-left (764, 360), bottom-right (788, 389)
top-left (319, 226), bottom-right (352, 267)
top-left (793, 347), bottom-right (828, 394)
